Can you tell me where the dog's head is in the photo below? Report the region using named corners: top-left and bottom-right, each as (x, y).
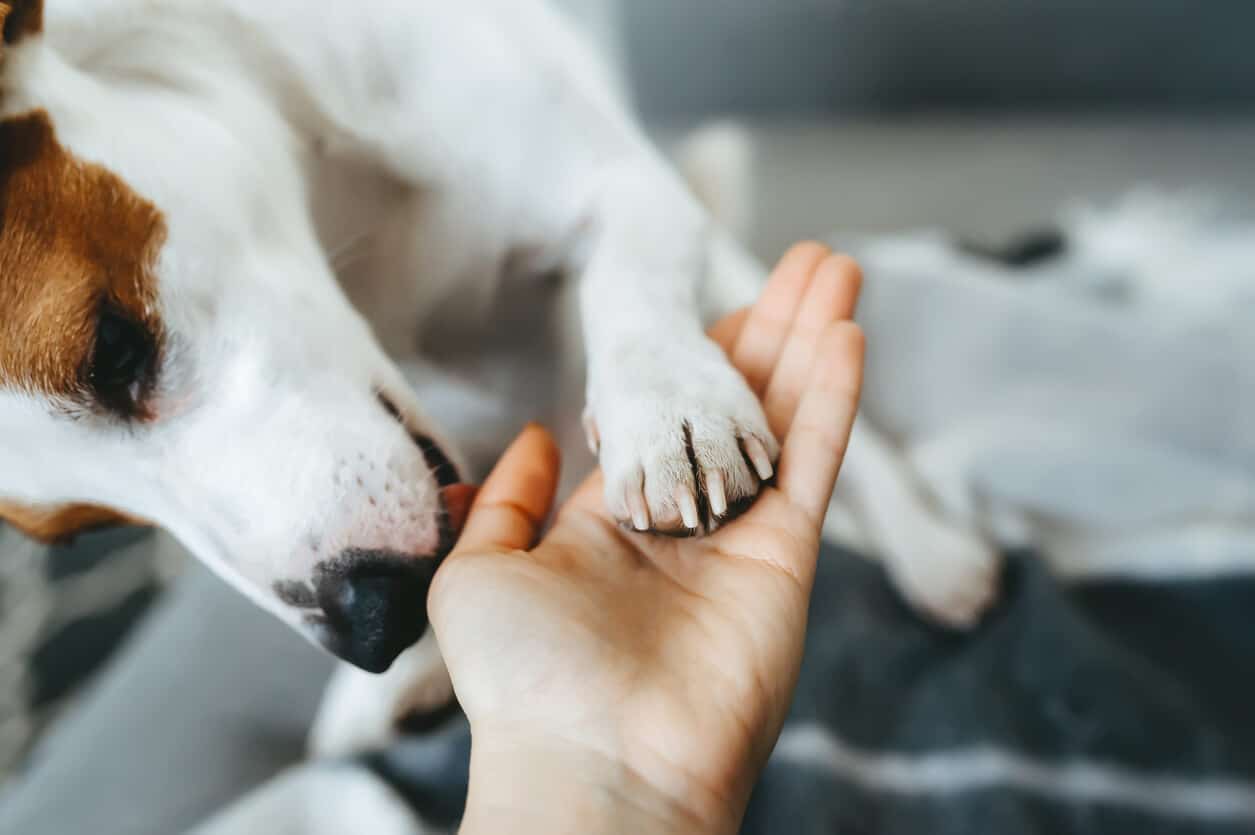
top-left (0, 2), bottom-right (467, 673)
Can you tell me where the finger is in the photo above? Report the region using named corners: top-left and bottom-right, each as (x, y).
top-left (832, 253), bottom-right (862, 321)
top-left (453, 424), bottom-right (561, 554)
top-left (731, 242), bottom-right (831, 396)
top-left (777, 322), bottom-right (866, 524)
top-left (762, 253), bottom-right (862, 437)
top-left (708, 308), bottom-right (750, 353)
top-left (564, 468), bottom-right (606, 515)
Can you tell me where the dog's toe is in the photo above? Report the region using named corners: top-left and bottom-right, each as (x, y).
top-left (601, 409), bottom-right (777, 536)
top-left (592, 338), bottom-right (779, 537)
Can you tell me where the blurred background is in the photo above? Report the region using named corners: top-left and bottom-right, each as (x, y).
top-left (622, 0), bottom-right (1255, 256)
top-left (627, 1), bottom-right (1255, 116)
top-left (2, 2), bottom-right (1254, 833)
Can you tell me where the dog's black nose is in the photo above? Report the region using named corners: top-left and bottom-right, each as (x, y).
top-left (313, 550), bottom-right (441, 673)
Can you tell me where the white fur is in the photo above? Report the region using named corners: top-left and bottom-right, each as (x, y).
top-left (310, 633), bottom-right (453, 760)
top-left (190, 766), bottom-right (428, 835)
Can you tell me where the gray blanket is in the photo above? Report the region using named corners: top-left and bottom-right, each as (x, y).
top-left (364, 545), bottom-right (1255, 834)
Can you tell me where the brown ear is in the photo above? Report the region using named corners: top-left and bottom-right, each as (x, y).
top-left (0, 501), bottom-right (146, 545)
top-left (1, 0), bottom-right (43, 46)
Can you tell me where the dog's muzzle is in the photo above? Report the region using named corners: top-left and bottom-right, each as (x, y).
top-left (308, 452), bottom-right (475, 673)
top-left (305, 401), bottom-right (472, 673)
top-left (312, 549), bottom-right (442, 673)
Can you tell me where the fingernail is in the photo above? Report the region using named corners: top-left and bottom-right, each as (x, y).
top-left (745, 437), bottom-right (775, 481)
top-left (628, 489), bottom-right (650, 532)
top-left (706, 471), bottom-right (727, 518)
top-left (677, 487), bottom-right (700, 530)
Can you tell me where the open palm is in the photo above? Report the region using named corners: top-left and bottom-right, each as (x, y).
top-left (429, 244), bottom-right (864, 832)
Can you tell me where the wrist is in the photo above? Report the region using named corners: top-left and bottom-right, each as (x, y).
top-left (460, 725), bottom-right (743, 835)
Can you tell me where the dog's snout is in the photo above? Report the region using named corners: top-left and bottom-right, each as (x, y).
top-left (313, 550), bottom-right (440, 673)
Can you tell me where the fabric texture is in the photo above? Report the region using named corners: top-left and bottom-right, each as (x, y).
top-left (0, 526), bottom-right (175, 780)
top-left (0, 560), bottom-right (335, 835)
top-left (748, 549), bottom-right (1255, 834)
top-left (848, 192), bottom-right (1255, 580)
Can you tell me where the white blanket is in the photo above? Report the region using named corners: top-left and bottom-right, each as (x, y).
top-left (850, 191), bottom-right (1255, 581)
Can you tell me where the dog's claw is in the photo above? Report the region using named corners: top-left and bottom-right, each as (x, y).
top-left (676, 487), bottom-right (700, 531)
top-left (592, 344), bottom-right (779, 540)
top-left (744, 436), bottom-right (775, 481)
top-left (627, 483), bottom-right (650, 531)
top-left (582, 409), bottom-right (601, 455)
top-left (706, 470), bottom-right (728, 518)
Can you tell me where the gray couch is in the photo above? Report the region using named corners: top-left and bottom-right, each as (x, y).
top-left (3, 4), bottom-right (1254, 833)
top-left (623, 1), bottom-right (1255, 118)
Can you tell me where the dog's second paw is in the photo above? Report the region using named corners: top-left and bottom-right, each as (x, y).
top-left (587, 341), bottom-right (779, 536)
top-left (884, 517), bottom-right (1002, 630)
top-left (309, 640), bottom-right (453, 758)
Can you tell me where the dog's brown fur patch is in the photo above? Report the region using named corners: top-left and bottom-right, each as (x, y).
top-left (0, 0), bottom-right (43, 46)
top-left (0, 501), bottom-right (147, 544)
top-left (0, 107), bottom-right (166, 540)
top-left (0, 109), bottom-right (166, 400)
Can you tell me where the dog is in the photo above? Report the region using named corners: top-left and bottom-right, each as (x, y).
top-left (0, 0), bottom-right (999, 828)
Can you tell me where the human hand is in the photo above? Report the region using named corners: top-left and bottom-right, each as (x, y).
top-left (429, 244), bottom-right (864, 834)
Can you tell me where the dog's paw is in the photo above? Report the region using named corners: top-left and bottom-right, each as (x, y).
top-left (309, 639), bottom-right (453, 758)
top-left (884, 517), bottom-right (1002, 629)
top-left (587, 341), bottom-right (778, 536)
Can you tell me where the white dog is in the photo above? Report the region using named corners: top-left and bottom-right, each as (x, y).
top-left (0, 0), bottom-right (996, 828)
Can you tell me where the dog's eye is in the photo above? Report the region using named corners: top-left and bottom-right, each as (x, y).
top-left (88, 307), bottom-right (156, 417)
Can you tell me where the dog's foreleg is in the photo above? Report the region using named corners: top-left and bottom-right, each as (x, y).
top-left (225, 0), bottom-right (778, 530)
top-left (575, 157), bottom-right (781, 534)
top-left (309, 635), bottom-right (454, 760)
top-left (190, 764), bottom-right (426, 835)
top-left (830, 420), bottom-right (1001, 628)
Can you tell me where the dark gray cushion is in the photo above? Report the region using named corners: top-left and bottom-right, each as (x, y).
top-left (0, 527), bottom-right (170, 779)
top-left (0, 559), bottom-right (334, 835)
